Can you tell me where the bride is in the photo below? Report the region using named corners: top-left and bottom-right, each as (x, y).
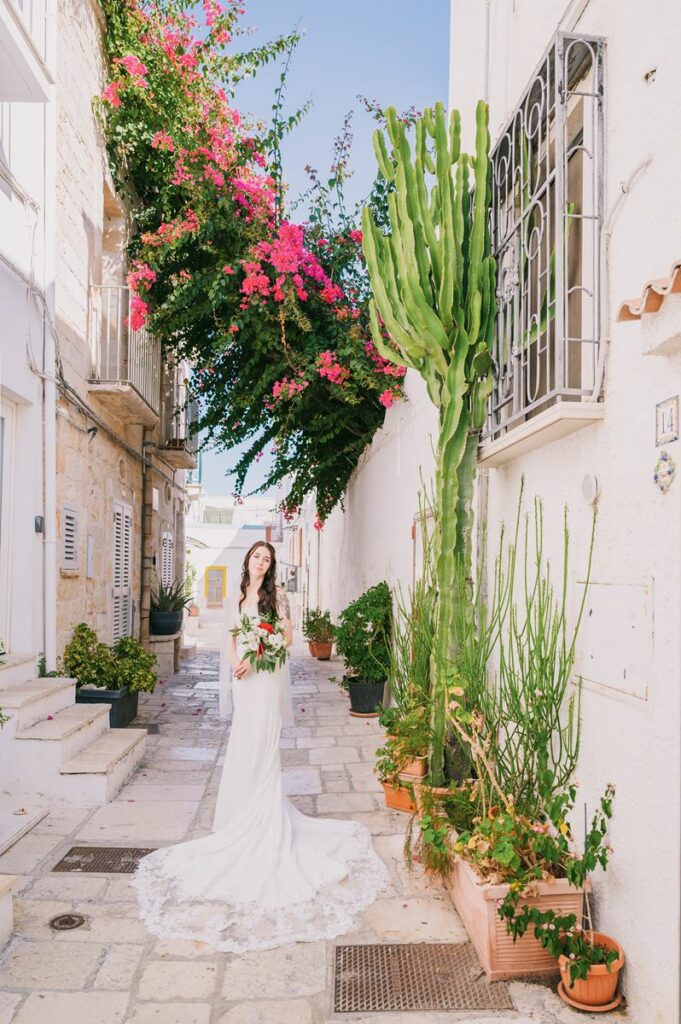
top-left (133, 540), bottom-right (388, 952)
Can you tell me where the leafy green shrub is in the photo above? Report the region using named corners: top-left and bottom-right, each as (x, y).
top-left (302, 608), bottom-right (335, 644)
top-left (112, 637), bottom-right (157, 694)
top-left (63, 624), bottom-right (117, 689)
top-left (63, 624), bottom-right (157, 693)
top-left (334, 582), bottom-right (392, 683)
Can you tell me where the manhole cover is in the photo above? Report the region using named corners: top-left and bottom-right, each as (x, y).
top-left (50, 913), bottom-right (86, 931)
top-left (333, 944), bottom-right (513, 1012)
top-left (52, 847), bottom-right (156, 873)
top-left (145, 723), bottom-right (160, 733)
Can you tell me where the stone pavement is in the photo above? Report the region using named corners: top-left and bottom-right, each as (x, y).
top-left (0, 643), bottom-right (601, 1024)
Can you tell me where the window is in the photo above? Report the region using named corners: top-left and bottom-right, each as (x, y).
top-left (161, 529), bottom-right (174, 587)
top-left (113, 502), bottom-right (133, 642)
top-left (62, 506), bottom-right (79, 569)
top-left (205, 566), bottom-right (226, 607)
top-left (484, 32), bottom-right (605, 444)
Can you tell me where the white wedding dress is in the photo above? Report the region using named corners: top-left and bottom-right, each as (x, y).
top-left (133, 599), bottom-right (389, 952)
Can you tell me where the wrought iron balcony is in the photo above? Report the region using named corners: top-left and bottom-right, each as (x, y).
top-left (480, 32), bottom-right (606, 466)
top-left (89, 285), bottom-right (161, 424)
top-left (160, 373), bottom-right (199, 470)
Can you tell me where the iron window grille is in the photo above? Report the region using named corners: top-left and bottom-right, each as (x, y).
top-left (484, 32), bottom-right (605, 444)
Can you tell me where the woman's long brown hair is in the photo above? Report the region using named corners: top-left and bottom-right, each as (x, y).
top-left (239, 541), bottom-right (278, 616)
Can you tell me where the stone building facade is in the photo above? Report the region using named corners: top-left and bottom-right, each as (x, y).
top-left (53, 0), bottom-right (195, 655)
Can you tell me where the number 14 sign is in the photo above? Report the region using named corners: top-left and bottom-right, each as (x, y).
top-left (656, 396), bottom-right (679, 446)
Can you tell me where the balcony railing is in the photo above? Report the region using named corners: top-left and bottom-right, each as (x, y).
top-left (160, 373), bottom-right (200, 468)
top-left (483, 32), bottom-right (605, 448)
top-left (90, 285), bottom-right (161, 420)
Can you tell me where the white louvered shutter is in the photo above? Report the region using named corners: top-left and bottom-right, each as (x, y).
top-left (113, 502), bottom-right (133, 641)
top-left (62, 507), bottom-right (78, 568)
top-left (161, 530), bottom-right (174, 587)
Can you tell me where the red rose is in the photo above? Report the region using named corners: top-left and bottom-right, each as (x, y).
top-left (259, 622), bottom-right (274, 634)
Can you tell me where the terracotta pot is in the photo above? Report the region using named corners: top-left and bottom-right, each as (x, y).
top-left (445, 856), bottom-right (589, 981)
top-left (315, 641), bottom-right (333, 660)
top-left (558, 932), bottom-right (624, 1007)
top-left (307, 641), bottom-right (318, 657)
top-left (399, 754), bottom-right (428, 780)
top-left (382, 781), bottom-right (415, 813)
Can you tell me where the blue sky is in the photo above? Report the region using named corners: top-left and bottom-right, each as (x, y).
top-left (201, 0), bottom-right (450, 495)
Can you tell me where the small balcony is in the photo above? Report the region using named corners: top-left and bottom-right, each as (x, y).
top-left (160, 373), bottom-right (199, 470)
top-left (89, 285), bottom-right (161, 425)
top-left (1, 0), bottom-right (51, 101)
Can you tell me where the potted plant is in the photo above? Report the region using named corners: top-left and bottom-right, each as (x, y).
top-left (375, 742), bottom-right (415, 813)
top-left (66, 624), bottom-right (157, 728)
top-left (557, 929), bottom-right (624, 1010)
top-left (334, 582), bottom-right (391, 716)
top-left (150, 579), bottom-right (191, 635)
top-left (313, 610), bottom-right (335, 660)
top-left (302, 608), bottom-right (321, 657)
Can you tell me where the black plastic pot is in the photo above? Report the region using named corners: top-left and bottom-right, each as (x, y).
top-left (76, 686), bottom-right (139, 728)
top-left (346, 678), bottom-right (386, 716)
top-left (149, 609), bottom-right (183, 636)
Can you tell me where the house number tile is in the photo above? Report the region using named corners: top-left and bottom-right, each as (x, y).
top-left (655, 395), bottom-right (679, 446)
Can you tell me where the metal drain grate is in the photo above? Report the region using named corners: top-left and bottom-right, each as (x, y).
top-left (50, 913), bottom-right (86, 931)
top-left (333, 943), bottom-right (513, 1012)
top-left (52, 847), bottom-right (156, 873)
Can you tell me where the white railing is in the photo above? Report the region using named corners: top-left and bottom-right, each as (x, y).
top-left (90, 285), bottom-right (161, 416)
top-left (163, 372), bottom-right (199, 453)
top-left (10, 0), bottom-right (47, 61)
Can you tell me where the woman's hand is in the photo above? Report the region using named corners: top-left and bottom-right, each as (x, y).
top-left (233, 659), bottom-right (251, 680)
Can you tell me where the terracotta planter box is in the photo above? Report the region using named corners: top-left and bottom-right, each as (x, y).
top-left (399, 755), bottom-right (428, 780)
top-left (382, 781), bottom-right (415, 813)
top-left (307, 641), bottom-right (318, 657)
top-left (445, 856), bottom-right (588, 981)
top-left (315, 641), bottom-right (333, 660)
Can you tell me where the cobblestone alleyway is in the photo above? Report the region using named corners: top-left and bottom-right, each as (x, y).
top-left (0, 644), bottom-right (590, 1023)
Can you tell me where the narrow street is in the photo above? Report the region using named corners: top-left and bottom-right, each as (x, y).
top-left (0, 641), bottom-right (587, 1024)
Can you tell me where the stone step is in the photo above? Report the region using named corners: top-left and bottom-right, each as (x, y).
top-left (0, 679), bottom-right (76, 731)
top-left (0, 654), bottom-right (37, 690)
top-left (16, 704), bottom-right (111, 766)
top-left (60, 729), bottom-right (147, 803)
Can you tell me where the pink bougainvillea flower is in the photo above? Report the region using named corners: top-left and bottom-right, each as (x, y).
top-left (313, 517), bottom-right (323, 531)
top-left (101, 81), bottom-right (122, 107)
top-left (223, 264), bottom-right (235, 275)
top-left (115, 54), bottom-right (149, 88)
top-left (151, 130), bottom-right (175, 152)
top-left (378, 389), bottom-right (395, 409)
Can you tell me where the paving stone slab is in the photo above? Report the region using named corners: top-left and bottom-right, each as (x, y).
top-left (317, 793), bottom-right (376, 814)
top-left (93, 944), bottom-right (145, 989)
top-left (217, 1001), bottom-right (314, 1024)
top-left (25, 874), bottom-right (107, 901)
top-left (31, 807), bottom-right (92, 836)
top-left (138, 960), bottom-right (219, 1001)
top-left (76, 800), bottom-right (197, 843)
top-left (0, 833), bottom-right (67, 875)
top-left (126, 1004), bottom-right (212, 1024)
top-left (282, 768), bottom-right (323, 796)
top-left (221, 942), bottom-right (326, 999)
top-left (365, 897), bottom-right (468, 943)
top-left (0, 991), bottom-right (22, 1024)
top-left (0, 938), bottom-right (104, 989)
top-left (13, 991), bottom-right (129, 1024)
top-left (309, 747), bottom-right (362, 765)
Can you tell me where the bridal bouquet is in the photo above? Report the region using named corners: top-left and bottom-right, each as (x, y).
top-left (231, 611), bottom-right (288, 673)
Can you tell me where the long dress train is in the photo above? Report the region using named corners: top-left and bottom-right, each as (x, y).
top-left (132, 601), bottom-right (389, 952)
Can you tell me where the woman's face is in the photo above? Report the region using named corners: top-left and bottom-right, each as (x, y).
top-left (248, 545), bottom-right (272, 581)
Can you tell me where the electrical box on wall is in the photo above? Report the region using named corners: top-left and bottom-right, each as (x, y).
top-left (573, 578), bottom-right (653, 702)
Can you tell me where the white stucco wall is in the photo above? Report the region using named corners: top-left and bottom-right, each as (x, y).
top-left (0, 8), bottom-right (56, 658)
top-left (304, 2), bottom-right (681, 1020)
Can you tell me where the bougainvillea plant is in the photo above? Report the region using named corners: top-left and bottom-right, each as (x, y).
top-left (97, 0), bottom-right (407, 522)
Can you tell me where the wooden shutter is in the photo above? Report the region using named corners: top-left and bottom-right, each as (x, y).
top-left (62, 507), bottom-right (78, 569)
top-left (113, 502), bottom-right (133, 641)
top-left (161, 530), bottom-right (174, 587)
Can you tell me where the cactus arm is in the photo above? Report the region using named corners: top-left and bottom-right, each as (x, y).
top-left (372, 129), bottom-right (395, 182)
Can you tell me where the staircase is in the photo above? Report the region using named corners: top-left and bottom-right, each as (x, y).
top-left (0, 655), bottom-right (146, 805)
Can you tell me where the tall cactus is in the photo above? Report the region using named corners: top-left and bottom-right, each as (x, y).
top-left (362, 100), bottom-right (496, 786)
